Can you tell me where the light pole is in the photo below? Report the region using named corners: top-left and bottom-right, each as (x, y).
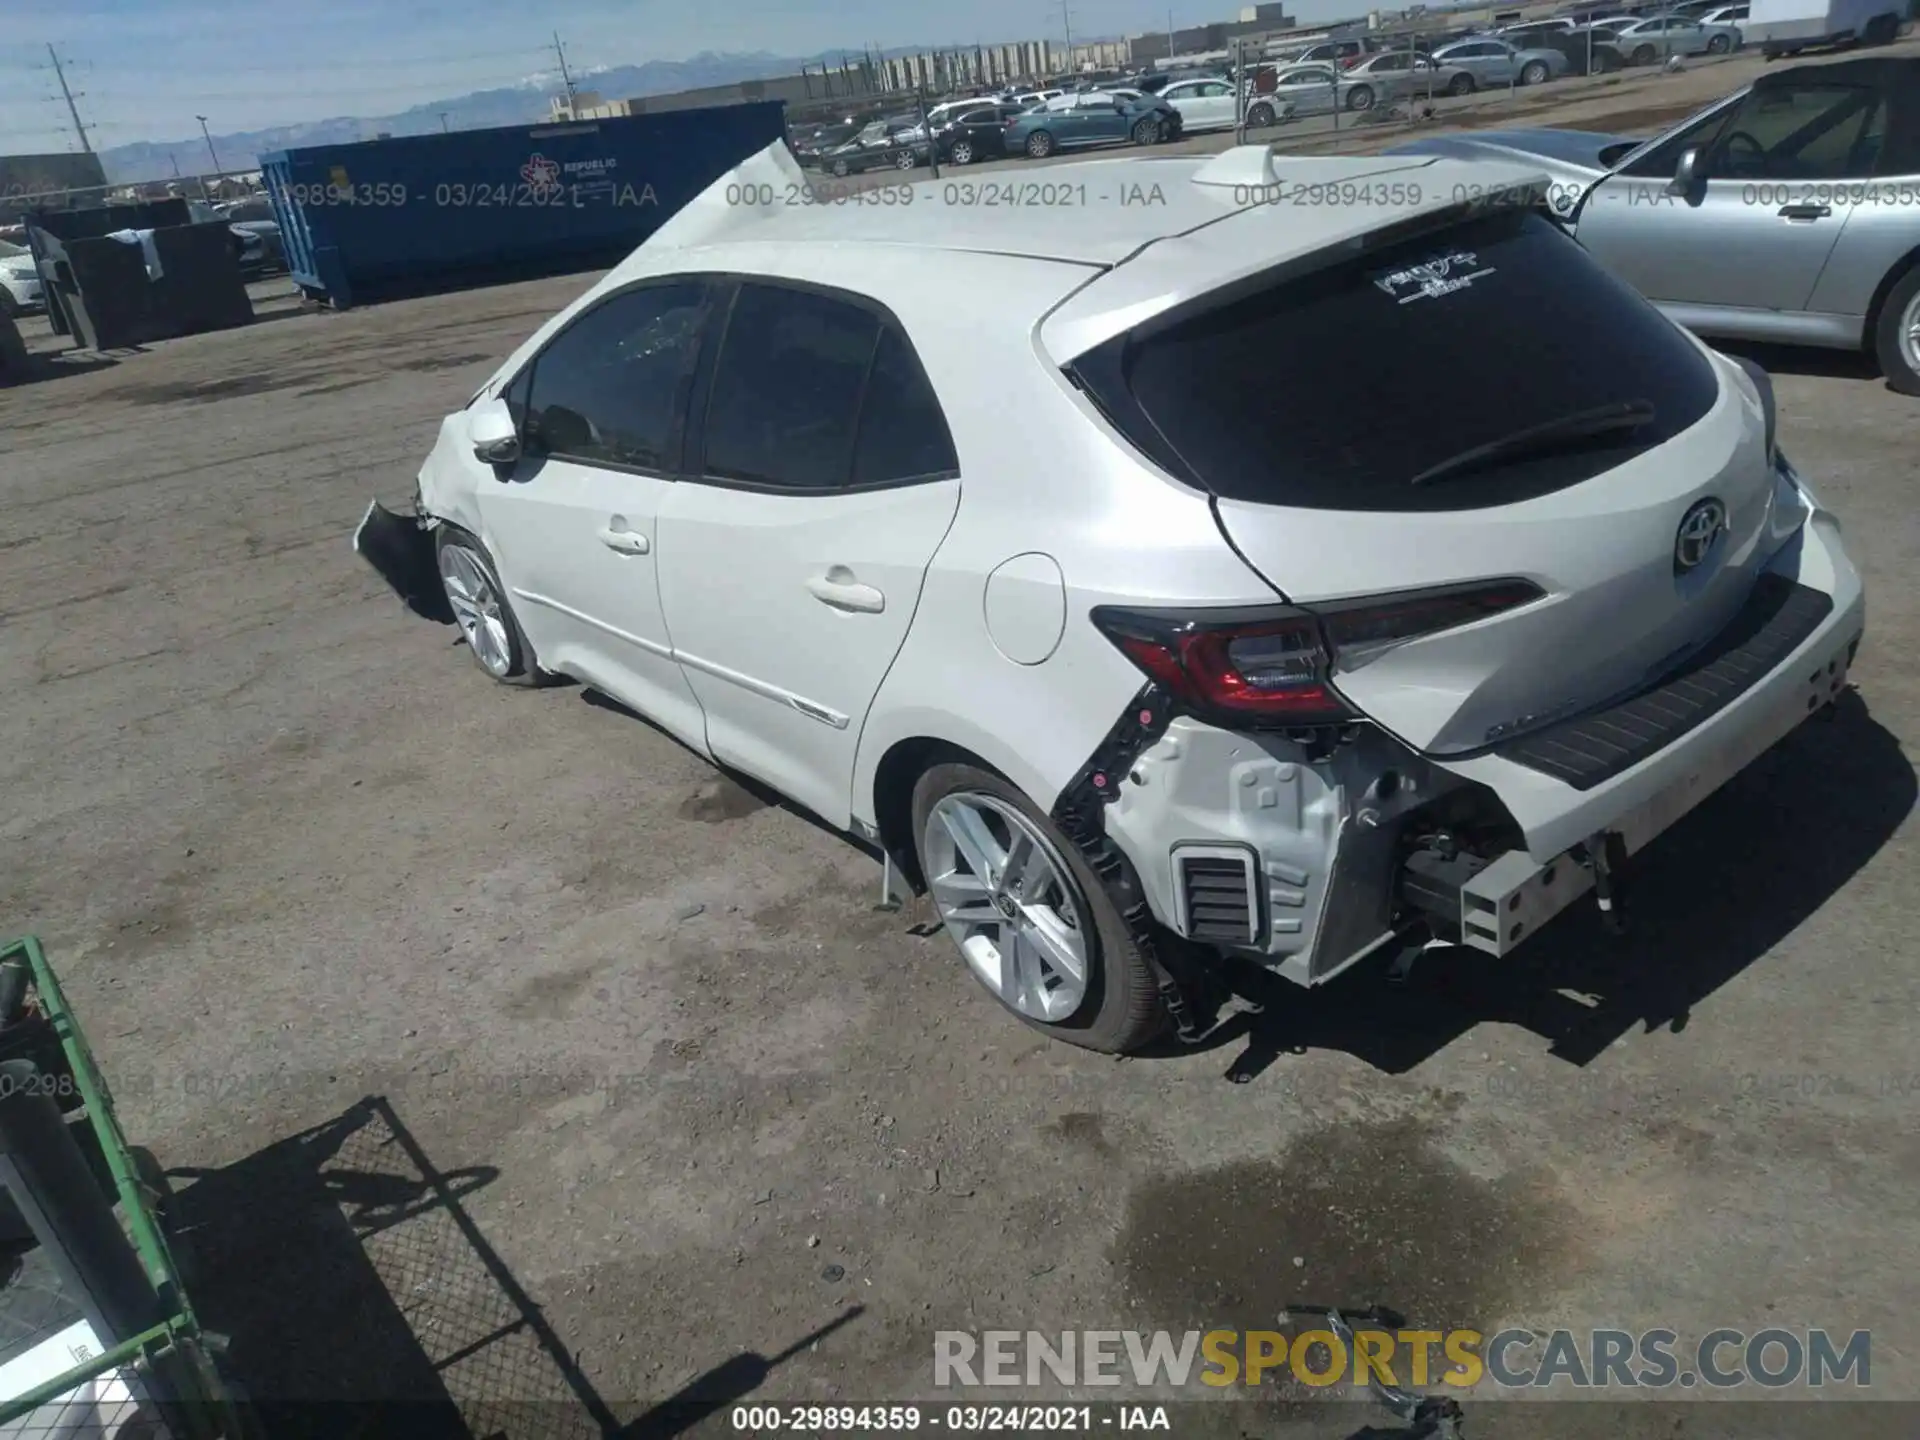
top-left (195, 115), bottom-right (222, 180)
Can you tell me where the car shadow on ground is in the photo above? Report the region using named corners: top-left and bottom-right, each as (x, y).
top-left (1714, 338), bottom-right (1883, 384)
top-left (161, 1095), bottom-right (616, 1439)
top-left (1189, 690), bottom-right (1913, 1082)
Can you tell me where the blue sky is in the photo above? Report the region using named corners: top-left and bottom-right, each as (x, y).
top-left (0, 0), bottom-right (1359, 150)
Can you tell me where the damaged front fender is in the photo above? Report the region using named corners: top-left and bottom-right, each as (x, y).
top-left (352, 499), bottom-right (453, 624)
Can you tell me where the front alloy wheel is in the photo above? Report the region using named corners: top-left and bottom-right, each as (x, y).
top-left (434, 530), bottom-right (551, 686)
top-left (439, 543), bottom-right (513, 678)
top-left (951, 139), bottom-right (975, 164)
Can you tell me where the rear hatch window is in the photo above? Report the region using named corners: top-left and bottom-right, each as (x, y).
top-left (1066, 208), bottom-right (1720, 513)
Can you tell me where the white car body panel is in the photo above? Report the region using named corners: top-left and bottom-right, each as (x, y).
top-left (394, 139), bottom-right (1867, 1002)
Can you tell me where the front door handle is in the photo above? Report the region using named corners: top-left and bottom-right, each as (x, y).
top-left (596, 523), bottom-right (650, 555)
top-left (806, 570), bottom-right (885, 614)
top-left (1778, 203), bottom-right (1831, 221)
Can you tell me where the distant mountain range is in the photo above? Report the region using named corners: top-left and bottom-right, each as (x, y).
top-left (96, 47), bottom-right (1018, 183)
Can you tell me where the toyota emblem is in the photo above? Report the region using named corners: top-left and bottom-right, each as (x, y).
top-left (1674, 498), bottom-right (1728, 574)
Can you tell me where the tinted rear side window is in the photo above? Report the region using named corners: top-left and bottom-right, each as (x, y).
top-left (1068, 209), bottom-right (1719, 512)
top-left (853, 326), bottom-right (959, 484)
top-left (702, 283), bottom-right (881, 490)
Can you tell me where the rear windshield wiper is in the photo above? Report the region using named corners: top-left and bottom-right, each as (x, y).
top-left (1409, 399), bottom-right (1657, 488)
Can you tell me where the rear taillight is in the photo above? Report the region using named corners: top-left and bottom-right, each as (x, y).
top-left (1092, 579), bottom-right (1544, 724)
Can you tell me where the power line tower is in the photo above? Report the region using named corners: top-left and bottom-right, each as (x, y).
top-left (550, 31), bottom-right (579, 105)
top-left (1055, 0), bottom-right (1076, 73)
top-left (46, 44), bottom-right (95, 154)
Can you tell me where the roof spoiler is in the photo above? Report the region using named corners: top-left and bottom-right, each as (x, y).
top-left (643, 139), bottom-right (811, 252)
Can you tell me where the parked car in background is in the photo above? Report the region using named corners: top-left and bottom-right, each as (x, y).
top-left (0, 239), bottom-right (43, 317)
top-left (187, 198), bottom-right (283, 277)
top-left (1156, 76), bottom-right (1241, 132)
top-left (817, 117), bottom-right (931, 176)
top-left (1500, 15), bottom-right (1580, 39)
top-left (1698, 3), bottom-right (1751, 26)
top-left (931, 102), bottom-right (1027, 164)
top-left (359, 137), bottom-right (1866, 1055)
top-left (1387, 56), bottom-right (1920, 391)
top-left (1277, 37), bottom-right (1375, 67)
top-left (1346, 50), bottom-right (1481, 100)
top-left (1744, 0), bottom-right (1903, 55)
top-left (1429, 35), bottom-right (1574, 86)
top-left (1243, 61), bottom-right (1394, 121)
top-left (1005, 90), bottom-right (1183, 157)
top-left (1609, 11), bottom-right (1746, 61)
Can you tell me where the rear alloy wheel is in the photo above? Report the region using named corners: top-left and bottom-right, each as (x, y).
top-left (435, 530), bottom-right (551, 686)
top-left (1247, 101), bottom-right (1278, 127)
top-left (1632, 43), bottom-right (1658, 64)
top-left (1521, 59), bottom-right (1551, 83)
top-left (1346, 84), bottom-right (1375, 111)
top-left (1707, 32), bottom-right (1732, 52)
top-left (951, 138), bottom-right (975, 164)
top-left (1132, 117), bottom-right (1165, 144)
top-left (1026, 129), bottom-right (1055, 158)
top-left (1872, 264), bottom-right (1920, 396)
top-left (1449, 71), bottom-right (1476, 95)
top-left (832, 158), bottom-right (850, 177)
top-left (912, 764), bottom-right (1167, 1054)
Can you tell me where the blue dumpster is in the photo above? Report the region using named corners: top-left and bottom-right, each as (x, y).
top-left (260, 102), bottom-right (787, 308)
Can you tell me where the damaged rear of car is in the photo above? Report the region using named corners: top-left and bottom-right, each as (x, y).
top-left (1049, 196), bottom-right (1863, 993)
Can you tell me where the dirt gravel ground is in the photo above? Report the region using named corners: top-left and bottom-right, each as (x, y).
top-left (3, 70), bottom-right (1919, 1437)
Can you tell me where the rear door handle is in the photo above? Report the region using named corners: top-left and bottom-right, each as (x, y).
top-left (596, 524), bottom-right (650, 555)
top-left (1778, 203), bottom-right (1831, 221)
top-left (806, 571), bottom-right (885, 614)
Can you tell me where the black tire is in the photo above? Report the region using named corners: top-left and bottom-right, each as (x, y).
top-left (433, 527), bottom-right (554, 687)
top-left (831, 158), bottom-right (850, 177)
top-left (1871, 264), bottom-right (1920, 396)
top-left (0, 290), bottom-right (18, 320)
top-left (1448, 71), bottom-right (1476, 95)
top-left (1707, 32), bottom-right (1732, 52)
top-left (1863, 13), bottom-right (1898, 42)
top-left (1521, 59), bottom-right (1551, 83)
top-left (893, 149), bottom-right (917, 170)
top-left (1632, 43), bottom-right (1658, 64)
top-left (1132, 117), bottom-right (1162, 144)
top-left (1346, 84), bottom-right (1375, 111)
top-left (1247, 101), bottom-right (1277, 127)
top-left (910, 762), bottom-right (1168, 1054)
top-left (1026, 129), bottom-right (1055, 158)
top-left (951, 139), bottom-right (975, 164)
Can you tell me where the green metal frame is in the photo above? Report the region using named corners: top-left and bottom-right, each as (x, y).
top-left (0, 935), bottom-right (244, 1436)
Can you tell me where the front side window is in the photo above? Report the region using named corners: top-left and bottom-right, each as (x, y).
top-left (1065, 208), bottom-right (1718, 514)
top-left (1617, 94), bottom-right (1741, 176)
top-left (1704, 83), bottom-right (1883, 180)
top-left (524, 281), bottom-right (707, 470)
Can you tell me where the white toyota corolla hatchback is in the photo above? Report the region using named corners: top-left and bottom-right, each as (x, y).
top-left (358, 139), bottom-right (1865, 1054)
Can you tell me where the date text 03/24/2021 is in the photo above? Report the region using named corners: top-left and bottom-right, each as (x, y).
top-left (730, 1406), bottom-right (1169, 1433)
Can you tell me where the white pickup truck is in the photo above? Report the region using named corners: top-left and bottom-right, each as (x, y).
top-left (1743, 0), bottom-right (1904, 56)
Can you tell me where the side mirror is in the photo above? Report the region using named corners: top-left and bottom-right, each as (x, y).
top-left (467, 395), bottom-right (520, 467)
top-left (1667, 146), bottom-right (1704, 198)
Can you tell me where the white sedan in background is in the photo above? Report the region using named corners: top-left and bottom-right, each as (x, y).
top-left (1156, 76), bottom-right (1241, 132)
